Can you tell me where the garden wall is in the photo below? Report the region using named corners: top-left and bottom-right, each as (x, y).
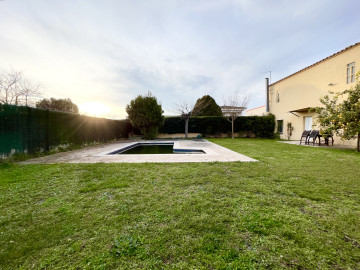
top-left (159, 115), bottom-right (275, 138)
top-left (0, 104), bottom-right (131, 157)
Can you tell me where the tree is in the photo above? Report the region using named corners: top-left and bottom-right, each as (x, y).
top-left (175, 100), bottom-right (193, 139)
top-left (126, 92), bottom-right (164, 139)
top-left (0, 69), bottom-right (41, 106)
top-left (222, 93), bottom-right (249, 139)
top-left (19, 78), bottom-right (42, 106)
top-left (314, 78), bottom-right (360, 151)
top-left (36, 98), bottom-right (79, 114)
top-left (192, 95), bottom-right (223, 116)
top-left (174, 97), bottom-right (213, 138)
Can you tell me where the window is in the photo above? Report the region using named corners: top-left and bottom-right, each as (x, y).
top-left (277, 120), bottom-right (283, 134)
top-left (276, 91), bottom-right (280, 102)
top-left (347, 62), bottom-right (355, 84)
top-left (304, 116), bottom-right (312, 131)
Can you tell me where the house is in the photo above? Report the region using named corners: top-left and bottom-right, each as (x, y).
top-left (245, 105), bottom-right (266, 116)
top-left (266, 42), bottom-right (360, 147)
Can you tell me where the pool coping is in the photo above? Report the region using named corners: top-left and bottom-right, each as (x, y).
top-left (95, 140), bottom-right (217, 156)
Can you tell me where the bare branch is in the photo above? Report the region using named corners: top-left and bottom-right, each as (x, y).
top-left (0, 69), bottom-right (23, 104)
top-left (173, 97), bottom-right (213, 119)
top-left (172, 97), bottom-right (213, 138)
top-left (0, 68), bottom-right (42, 106)
top-left (222, 93), bottom-right (250, 139)
top-left (222, 93), bottom-right (250, 120)
top-left (19, 78), bottom-right (42, 106)
top-left (173, 99), bottom-right (193, 119)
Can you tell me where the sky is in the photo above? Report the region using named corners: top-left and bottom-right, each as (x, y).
top-left (0, 0), bottom-right (359, 118)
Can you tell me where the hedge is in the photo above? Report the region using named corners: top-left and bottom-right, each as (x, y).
top-left (0, 104), bottom-right (132, 157)
top-left (159, 115), bottom-right (275, 138)
top-left (0, 104), bottom-right (275, 157)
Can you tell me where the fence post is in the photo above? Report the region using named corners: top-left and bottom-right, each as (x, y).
top-left (45, 109), bottom-right (50, 151)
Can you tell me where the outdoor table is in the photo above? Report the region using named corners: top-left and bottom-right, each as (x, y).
top-left (317, 134), bottom-right (334, 146)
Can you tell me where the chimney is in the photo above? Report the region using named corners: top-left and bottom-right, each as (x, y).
top-left (265, 78), bottom-right (269, 112)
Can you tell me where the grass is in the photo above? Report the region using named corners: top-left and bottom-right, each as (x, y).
top-left (0, 138), bottom-right (359, 269)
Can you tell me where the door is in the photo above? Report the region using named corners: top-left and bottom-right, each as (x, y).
top-left (304, 116), bottom-right (312, 131)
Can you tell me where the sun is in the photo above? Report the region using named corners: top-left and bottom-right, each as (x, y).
top-left (79, 102), bottom-right (110, 117)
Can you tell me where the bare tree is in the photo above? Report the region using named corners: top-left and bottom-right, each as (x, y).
top-left (222, 93), bottom-right (250, 139)
top-left (174, 98), bottom-right (212, 138)
top-left (0, 69), bottom-right (22, 105)
top-left (19, 78), bottom-right (42, 106)
top-left (0, 69), bottom-right (41, 106)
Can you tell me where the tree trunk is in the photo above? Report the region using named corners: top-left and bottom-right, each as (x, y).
top-left (185, 118), bottom-right (189, 139)
top-left (357, 133), bottom-right (360, 152)
top-left (231, 119), bottom-right (234, 139)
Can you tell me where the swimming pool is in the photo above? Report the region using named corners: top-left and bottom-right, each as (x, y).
top-left (108, 142), bottom-right (205, 155)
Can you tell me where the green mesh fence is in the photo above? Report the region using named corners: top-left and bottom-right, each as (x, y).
top-left (0, 104), bottom-right (131, 157)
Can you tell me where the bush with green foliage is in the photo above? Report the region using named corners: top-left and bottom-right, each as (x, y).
top-left (286, 122), bottom-right (294, 140)
top-left (36, 98), bottom-right (79, 114)
top-left (160, 114), bottom-right (275, 138)
top-left (314, 78), bottom-right (360, 151)
top-left (126, 93), bottom-right (164, 139)
top-left (192, 95), bottom-right (223, 116)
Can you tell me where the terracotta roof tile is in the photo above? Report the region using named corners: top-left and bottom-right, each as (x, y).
top-left (246, 105), bottom-right (266, 112)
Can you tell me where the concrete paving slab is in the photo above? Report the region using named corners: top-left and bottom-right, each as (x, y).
top-left (278, 140), bottom-right (355, 150)
top-left (19, 139), bottom-right (257, 164)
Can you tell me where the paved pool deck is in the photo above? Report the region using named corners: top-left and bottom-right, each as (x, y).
top-left (279, 140), bottom-right (355, 149)
top-left (19, 139), bottom-right (257, 164)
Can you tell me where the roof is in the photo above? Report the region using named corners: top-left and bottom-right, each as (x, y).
top-left (270, 42), bottom-right (360, 86)
top-left (245, 105), bottom-right (266, 112)
top-left (289, 107), bottom-right (311, 113)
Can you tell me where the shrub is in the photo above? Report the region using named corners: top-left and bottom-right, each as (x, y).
top-left (193, 95), bottom-right (223, 116)
top-left (36, 98), bottom-right (79, 113)
top-left (126, 93), bottom-right (164, 139)
top-left (160, 115), bottom-right (275, 138)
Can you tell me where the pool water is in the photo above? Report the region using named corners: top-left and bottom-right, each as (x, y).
top-left (120, 144), bottom-right (174, 154)
top-left (111, 143), bottom-right (205, 155)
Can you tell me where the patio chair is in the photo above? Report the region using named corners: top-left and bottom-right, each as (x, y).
top-left (299, 130), bottom-right (311, 145)
top-left (306, 130), bottom-right (320, 145)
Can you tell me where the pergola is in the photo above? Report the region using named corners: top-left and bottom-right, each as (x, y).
top-left (220, 106), bottom-right (246, 116)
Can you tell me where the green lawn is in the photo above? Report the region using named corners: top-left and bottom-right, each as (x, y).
top-left (1, 139), bottom-right (360, 269)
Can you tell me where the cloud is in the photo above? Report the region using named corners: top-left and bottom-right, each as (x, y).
top-left (0, 0), bottom-right (359, 118)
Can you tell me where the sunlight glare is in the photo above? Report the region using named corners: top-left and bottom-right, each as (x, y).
top-left (79, 102), bottom-right (110, 117)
